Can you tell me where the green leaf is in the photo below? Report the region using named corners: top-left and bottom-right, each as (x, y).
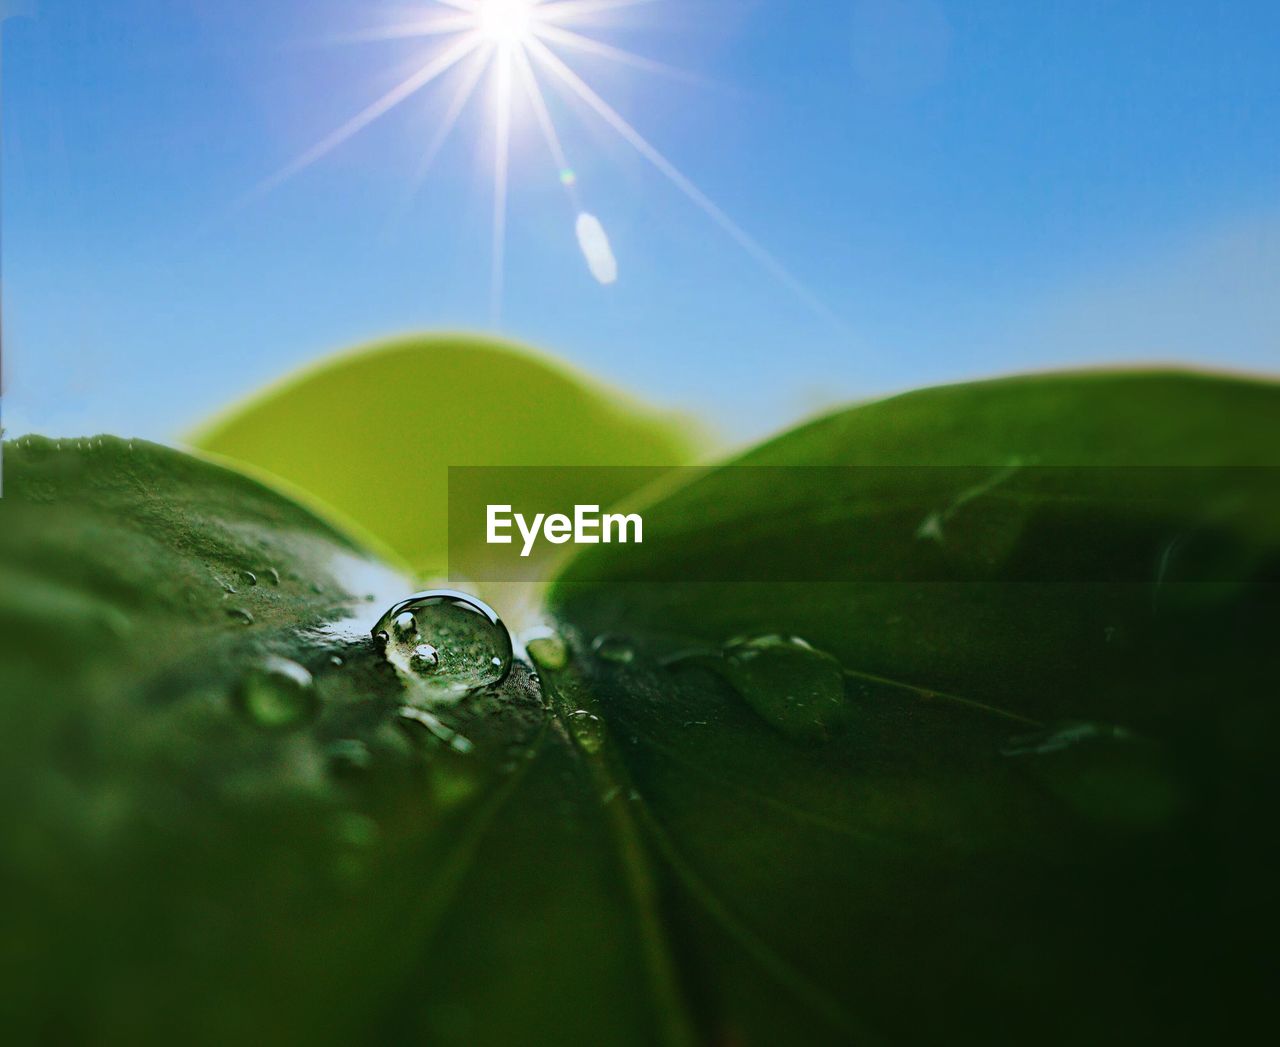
top-left (189, 335), bottom-right (705, 577)
top-left (6, 371), bottom-right (1277, 1046)
top-left (547, 371), bottom-right (1280, 1043)
top-left (0, 437), bottom-right (686, 1046)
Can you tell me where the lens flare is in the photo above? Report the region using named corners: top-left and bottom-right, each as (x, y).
top-left (253, 1), bottom-right (834, 326)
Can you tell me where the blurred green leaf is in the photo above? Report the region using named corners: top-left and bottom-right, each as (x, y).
top-left (189, 335), bottom-right (706, 576)
top-left (548, 371), bottom-right (1280, 1043)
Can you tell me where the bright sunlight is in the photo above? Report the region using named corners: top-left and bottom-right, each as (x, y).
top-left (251, 0), bottom-right (830, 324)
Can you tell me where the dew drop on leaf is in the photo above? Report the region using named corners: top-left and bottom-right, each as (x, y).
top-left (567, 709), bottom-right (605, 755)
top-left (525, 628), bottom-right (570, 670)
top-left (235, 656), bottom-right (317, 729)
top-left (226, 607), bottom-right (254, 626)
top-left (719, 635), bottom-right (848, 743)
top-left (373, 590), bottom-right (512, 699)
top-left (592, 634), bottom-right (635, 665)
top-left (410, 644), bottom-right (440, 674)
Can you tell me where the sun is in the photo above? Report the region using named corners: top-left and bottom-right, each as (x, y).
top-left (250, 0), bottom-right (832, 326)
top-left (474, 0), bottom-right (538, 47)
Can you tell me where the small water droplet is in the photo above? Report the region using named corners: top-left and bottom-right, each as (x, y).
top-left (226, 607), bottom-right (255, 626)
top-left (266, 567), bottom-right (281, 586)
top-left (567, 709), bottom-right (605, 755)
top-left (240, 570), bottom-right (258, 587)
top-left (719, 635), bottom-right (848, 743)
top-left (373, 590), bottom-right (512, 700)
top-left (592, 634), bottom-right (634, 665)
top-left (525, 629), bottom-right (570, 670)
top-left (411, 644), bottom-right (440, 674)
top-left (235, 657), bottom-right (317, 729)
top-left (329, 654), bottom-right (345, 667)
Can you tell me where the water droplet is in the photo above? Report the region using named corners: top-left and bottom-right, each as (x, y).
top-left (567, 709), bottom-right (605, 755)
top-left (592, 634), bottom-right (634, 665)
top-left (329, 654), bottom-right (344, 667)
top-left (235, 657), bottom-right (317, 729)
top-left (240, 570), bottom-right (258, 587)
top-left (266, 567), bottom-right (281, 586)
top-left (411, 644), bottom-right (440, 674)
top-left (226, 607), bottom-right (255, 626)
top-left (373, 590), bottom-right (512, 700)
top-left (719, 635), bottom-right (848, 743)
top-left (525, 629), bottom-right (570, 670)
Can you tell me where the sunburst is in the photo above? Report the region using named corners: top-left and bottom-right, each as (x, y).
top-left (254, 0), bottom-right (831, 324)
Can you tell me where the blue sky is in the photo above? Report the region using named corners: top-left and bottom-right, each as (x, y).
top-left (3, 0), bottom-right (1278, 444)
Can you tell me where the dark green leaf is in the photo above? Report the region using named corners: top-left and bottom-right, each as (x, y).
top-left (549, 371), bottom-right (1280, 1044)
top-left (0, 438), bottom-right (682, 1046)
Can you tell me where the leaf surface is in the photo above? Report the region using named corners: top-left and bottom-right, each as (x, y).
top-left (548, 371), bottom-right (1280, 1044)
top-left (0, 438), bottom-right (681, 1046)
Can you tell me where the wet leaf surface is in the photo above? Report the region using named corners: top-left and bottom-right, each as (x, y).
top-left (4, 371), bottom-right (1278, 1045)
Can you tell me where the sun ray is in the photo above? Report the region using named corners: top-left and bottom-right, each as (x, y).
top-left (513, 46), bottom-right (581, 208)
top-left (416, 42), bottom-right (495, 179)
top-left (379, 42), bottom-right (495, 241)
top-left (239, 0), bottom-right (840, 325)
top-left (532, 22), bottom-right (703, 84)
top-left (537, 0), bottom-right (658, 23)
top-left (526, 36), bottom-right (840, 323)
top-left (320, 16), bottom-right (475, 46)
top-left (247, 33), bottom-right (481, 202)
top-left (490, 49), bottom-right (515, 324)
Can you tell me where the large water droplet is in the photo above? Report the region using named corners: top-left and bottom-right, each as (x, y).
top-left (719, 635), bottom-right (848, 743)
top-left (236, 656), bottom-right (317, 729)
top-left (373, 590), bottom-right (512, 700)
